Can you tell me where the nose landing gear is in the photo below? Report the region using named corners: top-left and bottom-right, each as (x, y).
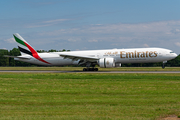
top-left (162, 61), bottom-right (167, 69)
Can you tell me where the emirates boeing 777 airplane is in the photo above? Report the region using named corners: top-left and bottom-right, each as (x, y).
top-left (5, 33), bottom-right (178, 71)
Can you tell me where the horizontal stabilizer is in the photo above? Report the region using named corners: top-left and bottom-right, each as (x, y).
top-left (4, 55), bottom-right (31, 59)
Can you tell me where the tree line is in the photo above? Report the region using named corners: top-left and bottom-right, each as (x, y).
top-left (0, 48), bottom-right (179, 67)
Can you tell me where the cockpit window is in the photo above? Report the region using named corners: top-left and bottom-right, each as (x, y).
top-left (170, 52), bottom-right (174, 53)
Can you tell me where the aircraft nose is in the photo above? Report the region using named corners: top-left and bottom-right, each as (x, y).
top-left (174, 53), bottom-right (178, 57)
top-left (172, 53), bottom-right (178, 58)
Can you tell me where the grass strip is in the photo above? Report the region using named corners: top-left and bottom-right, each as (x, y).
top-left (0, 73), bottom-right (180, 120)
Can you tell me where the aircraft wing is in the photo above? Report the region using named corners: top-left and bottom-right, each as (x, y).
top-left (59, 53), bottom-right (99, 65)
top-left (60, 54), bottom-right (99, 61)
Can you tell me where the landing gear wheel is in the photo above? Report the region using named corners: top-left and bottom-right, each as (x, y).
top-left (83, 68), bottom-right (87, 71)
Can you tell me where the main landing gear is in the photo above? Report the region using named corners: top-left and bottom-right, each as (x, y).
top-left (83, 68), bottom-right (98, 71)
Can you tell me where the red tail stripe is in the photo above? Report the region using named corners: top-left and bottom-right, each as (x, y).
top-left (24, 42), bottom-right (51, 64)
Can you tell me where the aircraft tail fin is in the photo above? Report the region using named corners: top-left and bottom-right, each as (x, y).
top-left (13, 33), bottom-right (37, 56)
top-left (13, 33), bottom-right (51, 64)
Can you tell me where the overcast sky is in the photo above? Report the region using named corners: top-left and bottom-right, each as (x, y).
top-left (1, 0), bottom-right (180, 54)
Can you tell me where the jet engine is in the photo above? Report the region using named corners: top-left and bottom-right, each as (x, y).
top-left (99, 58), bottom-right (115, 68)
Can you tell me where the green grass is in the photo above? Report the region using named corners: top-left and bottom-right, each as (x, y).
top-left (0, 66), bottom-right (180, 71)
top-left (0, 73), bottom-right (180, 120)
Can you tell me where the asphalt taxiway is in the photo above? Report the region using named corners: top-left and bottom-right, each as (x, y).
top-left (0, 70), bottom-right (180, 73)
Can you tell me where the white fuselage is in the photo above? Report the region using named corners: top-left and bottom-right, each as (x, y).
top-left (14, 48), bottom-right (178, 66)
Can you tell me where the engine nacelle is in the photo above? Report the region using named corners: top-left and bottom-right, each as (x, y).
top-left (99, 58), bottom-right (115, 68)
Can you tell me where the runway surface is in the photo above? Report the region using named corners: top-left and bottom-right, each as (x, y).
top-left (0, 70), bottom-right (180, 73)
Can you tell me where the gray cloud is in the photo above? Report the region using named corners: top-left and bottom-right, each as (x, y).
top-left (43, 19), bottom-right (69, 23)
top-left (143, 44), bottom-right (149, 48)
top-left (4, 37), bottom-right (15, 43)
top-left (175, 42), bottom-right (180, 47)
top-left (26, 19), bottom-right (70, 28)
top-left (39, 20), bottom-right (180, 35)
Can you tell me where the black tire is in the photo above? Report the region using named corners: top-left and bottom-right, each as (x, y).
top-left (83, 68), bottom-right (87, 71)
